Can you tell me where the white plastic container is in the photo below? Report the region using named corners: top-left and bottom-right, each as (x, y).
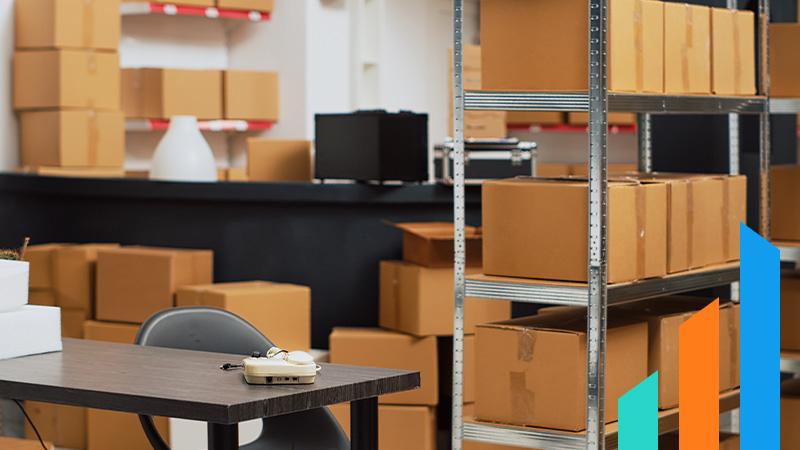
top-left (0, 260), bottom-right (29, 312)
top-left (149, 116), bottom-right (218, 182)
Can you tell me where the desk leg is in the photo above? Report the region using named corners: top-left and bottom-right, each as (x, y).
top-left (208, 423), bottom-right (238, 450)
top-left (350, 397), bottom-right (378, 450)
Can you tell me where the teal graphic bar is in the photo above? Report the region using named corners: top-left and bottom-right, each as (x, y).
top-left (618, 372), bottom-right (658, 450)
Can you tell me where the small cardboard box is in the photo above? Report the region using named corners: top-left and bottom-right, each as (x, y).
top-left (481, 0), bottom-right (663, 93)
top-left (783, 379), bottom-right (800, 449)
top-left (217, 0), bottom-right (274, 11)
top-left (61, 308), bottom-right (90, 339)
top-left (20, 110), bottom-right (124, 168)
top-left (14, 50), bottom-right (120, 110)
top-left (15, 0), bottom-right (121, 50)
top-left (482, 177), bottom-right (667, 283)
top-left (769, 24), bottom-right (800, 98)
top-left (25, 244), bottom-right (70, 289)
top-left (29, 289), bottom-right (56, 306)
top-left (0, 437), bottom-right (53, 450)
top-left (247, 139), bottom-right (313, 182)
top-left (781, 274), bottom-right (800, 351)
top-left (24, 402), bottom-right (85, 450)
top-left (388, 222), bottom-right (482, 268)
top-left (176, 281), bottom-right (311, 351)
top-left (711, 8), bottom-right (756, 96)
top-left (53, 244), bottom-right (120, 311)
top-left (474, 310), bottom-right (648, 431)
top-left (121, 68), bottom-right (223, 120)
top-left (506, 111), bottom-right (563, 126)
top-left (379, 261), bottom-right (510, 336)
top-left (328, 403), bottom-right (436, 450)
top-left (329, 327), bottom-right (438, 405)
top-left (771, 165), bottom-right (800, 241)
top-left (227, 167), bottom-right (249, 182)
top-left (223, 71), bottom-right (279, 121)
top-left (567, 112), bottom-right (637, 126)
top-left (664, 3), bottom-right (712, 94)
top-left (96, 247), bottom-right (214, 324)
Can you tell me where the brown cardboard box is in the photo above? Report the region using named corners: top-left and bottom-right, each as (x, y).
top-left (781, 274), bottom-right (800, 351)
top-left (474, 310), bottom-right (648, 430)
top-left (96, 247), bottom-right (214, 324)
top-left (448, 46), bottom-right (508, 139)
top-left (24, 244), bottom-right (69, 289)
top-left (770, 24), bottom-right (800, 98)
top-left (388, 222), bottom-right (482, 268)
top-left (481, 0), bottom-right (663, 93)
top-left (0, 437), bottom-right (53, 450)
top-left (17, 166), bottom-right (126, 178)
top-left (379, 261), bottom-right (510, 336)
top-left (24, 402), bottom-right (85, 449)
top-left (712, 9), bottom-right (756, 96)
top-left (16, 0), bottom-right (121, 50)
top-left (329, 327), bottom-right (438, 405)
top-left (223, 71), bottom-right (279, 121)
top-left (536, 163), bottom-right (571, 177)
top-left (664, 3), bottom-right (712, 94)
top-left (83, 320), bottom-right (171, 450)
top-left (20, 110), bottom-right (125, 168)
top-left (29, 289), bottom-right (56, 306)
top-left (783, 379), bottom-right (800, 450)
top-left (569, 164), bottom-right (637, 176)
top-left (506, 111), bottom-right (563, 125)
top-left (14, 50), bottom-right (120, 110)
top-left (567, 112), bottom-right (637, 126)
top-left (328, 403), bottom-right (436, 450)
top-left (217, 0), bottom-right (274, 11)
top-left (61, 308), bottom-right (90, 339)
top-left (54, 244), bottom-right (119, 311)
top-left (176, 281), bottom-right (311, 351)
top-left (227, 167), bottom-right (249, 182)
top-left (121, 68), bottom-right (223, 120)
top-left (461, 112), bottom-right (508, 139)
top-left (482, 178), bottom-right (667, 283)
top-left (771, 165), bottom-right (800, 241)
top-left (247, 139), bottom-right (313, 182)
top-left (720, 301), bottom-right (740, 392)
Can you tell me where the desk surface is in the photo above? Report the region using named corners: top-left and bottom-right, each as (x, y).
top-left (0, 339), bottom-right (420, 424)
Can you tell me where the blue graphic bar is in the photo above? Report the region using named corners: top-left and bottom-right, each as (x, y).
top-left (740, 223), bottom-right (780, 449)
top-left (618, 372), bottom-right (658, 450)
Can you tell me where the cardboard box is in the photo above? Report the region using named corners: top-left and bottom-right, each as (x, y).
top-left (24, 402), bottom-right (85, 450)
top-left (481, 0), bottom-right (663, 93)
top-left (217, 0), bottom-right (273, 11)
top-left (84, 320), bottom-right (139, 343)
top-left (61, 308), bottom-right (90, 339)
top-left (29, 289), bottom-right (56, 306)
top-left (711, 9), bottom-right (756, 96)
top-left (247, 139), bottom-right (313, 182)
top-left (176, 281), bottom-right (311, 351)
top-left (328, 403), bottom-right (436, 450)
top-left (448, 45), bottom-right (508, 139)
top-left (567, 112), bottom-right (636, 126)
top-left (664, 3), bottom-right (712, 94)
top-left (782, 274), bottom-right (800, 351)
top-left (96, 247), bottom-right (214, 324)
top-left (770, 24), bottom-right (800, 98)
top-left (379, 261), bottom-right (510, 336)
top-left (14, 50), bottom-right (120, 110)
top-left (0, 437), bottom-right (53, 450)
top-left (16, 0), bottom-right (121, 50)
top-left (506, 111), bottom-right (563, 125)
top-left (121, 68), bottom-right (223, 120)
top-left (53, 244), bottom-right (120, 311)
top-left (771, 165), bottom-right (800, 241)
top-left (223, 71), bottom-right (279, 121)
top-left (388, 222), bottom-right (482, 268)
top-left (20, 110), bottom-right (124, 168)
top-left (17, 166), bottom-right (125, 178)
top-left (783, 379), bottom-right (800, 450)
top-left (25, 244), bottom-right (69, 289)
top-left (461, 112), bottom-right (508, 139)
top-left (329, 327), bottom-right (438, 405)
top-left (482, 177), bottom-right (667, 283)
top-left (227, 167), bottom-right (249, 182)
top-left (536, 163), bottom-right (571, 177)
top-left (474, 310), bottom-right (648, 430)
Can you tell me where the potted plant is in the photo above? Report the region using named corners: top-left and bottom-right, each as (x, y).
top-left (1, 238), bottom-right (30, 311)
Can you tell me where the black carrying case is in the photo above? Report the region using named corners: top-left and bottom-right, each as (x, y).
top-left (434, 138), bottom-right (537, 185)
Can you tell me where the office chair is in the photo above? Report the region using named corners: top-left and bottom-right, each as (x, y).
top-left (135, 306), bottom-right (350, 450)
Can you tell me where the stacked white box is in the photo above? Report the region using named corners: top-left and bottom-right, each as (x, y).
top-left (0, 305), bottom-right (62, 360)
top-left (0, 260), bottom-right (30, 311)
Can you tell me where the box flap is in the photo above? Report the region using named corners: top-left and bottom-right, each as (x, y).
top-left (385, 221), bottom-right (480, 240)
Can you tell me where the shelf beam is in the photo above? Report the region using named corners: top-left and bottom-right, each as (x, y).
top-left (769, 98), bottom-right (800, 114)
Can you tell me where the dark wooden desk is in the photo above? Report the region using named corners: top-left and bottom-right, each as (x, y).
top-left (0, 339), bottom-right (420, 450)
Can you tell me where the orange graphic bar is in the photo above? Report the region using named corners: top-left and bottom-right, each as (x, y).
top-left (679, 298), bottom-right (719, 450)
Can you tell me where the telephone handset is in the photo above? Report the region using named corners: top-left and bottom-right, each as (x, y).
top-left (242, 347), bottom-right (318, 385)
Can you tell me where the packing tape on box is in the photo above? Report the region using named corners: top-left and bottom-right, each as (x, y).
top-left (509, 371), bottom-right (536, 423)
top-left (634, 0), bottom-right (644, 93)
top-left (721, 178), bottom-right (730, 261)
top-left (686, 179), bottom-right (694, 268)
top-left (83, 0), bottom-right (95, 48)
top-left (517, 329), bottom-right (534, 362)
top-left (682, 5), bottom-right (694, 93)
top-left (635, 184), bottom-right (647, 280)
top-left (732, 11), bottom-right (742, 96)
top-left (87, 110), bottom-right (99, 166)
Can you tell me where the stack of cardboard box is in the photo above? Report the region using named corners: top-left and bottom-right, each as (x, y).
top-left (328, 223), bottom-right (511, 450)
top-left (14, 0), bottom-right (125, 178)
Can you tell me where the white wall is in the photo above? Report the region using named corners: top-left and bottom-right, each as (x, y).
top-left (0, 0), bottom-right (18, 172)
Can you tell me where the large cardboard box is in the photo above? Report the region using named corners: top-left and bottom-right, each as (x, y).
top-left (328, 403), bottom-right (436, 450)
top-left (25, 244), bottom-right (69, 289)
top-left (664, 3), bottom-right (712, 94)
top-left (247, 139), bottom-right (313, 182)
top-left (329, 327), bottom-right (438, 405)
top-left (16, 0), bottom-right (121, 50)
top-left (24, 402), bottom-right (86, 450)
top-left (771, 165), bottom-right (800, 241)
top-left (217, 0), bottom-right (274, 11)
top-left (783, 379), bottom-right (800, 450)
top-left (711, 8), bottom-right (756, 96)
top-left (96, 247), bottom-right (214, 324)
top-left (388, 222), bottom-right (482, 268)
top-left (176, 281), bottom-right (310, 351)
top-left (121, 68), bottom-right (223, 120)
top-left (223, 71), bottom-right (279, 121)
top-left (53, 244), bottom-right (120, 311)
top-left (448, 45), bottom-right (508, 139)
top-left (482, 178), bottom-right (667, 283)
top-left (769, 24), bottom-right (800, 98)
top-left (0, 437), bottom-right (53, 450)
top-left (474, 310), bottom-right (648, 431)
top-left (481, 0), bottom-right (663, 93)
top-left (379, 261), bottom-right (510, 336)
top-left (781, 274), bottom-right (800, 351)
top-left (14, 50), bottom-right (120, 110)
top-left (20, 110), bottom-right (124, 168)
top-left (61, 308), bottom-right (90, 339)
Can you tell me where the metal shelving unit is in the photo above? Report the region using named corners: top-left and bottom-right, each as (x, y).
top-left (450, 0), bottom-right (770, 449)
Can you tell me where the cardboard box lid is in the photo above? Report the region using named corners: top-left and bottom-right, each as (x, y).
top-left (387, 221), bottom-right (481, 240)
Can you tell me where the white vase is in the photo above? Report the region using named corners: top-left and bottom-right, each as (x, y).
top-left (149, 116), bottom-right (218, 182)
top-left (0, 260), bottom-right (29, 312)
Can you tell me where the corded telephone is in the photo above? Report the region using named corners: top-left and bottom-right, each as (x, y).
top-left (242, 347), bottom-right (318, 385)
